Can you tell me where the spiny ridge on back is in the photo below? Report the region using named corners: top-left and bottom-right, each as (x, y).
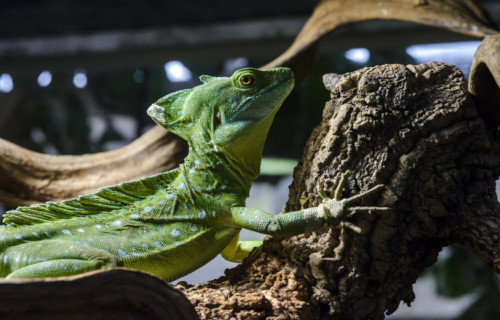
top-left (2, 173), bottom-right (168, 228)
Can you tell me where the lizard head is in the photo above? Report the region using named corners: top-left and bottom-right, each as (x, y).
top-left (148, 67), bottom-right (294, 178)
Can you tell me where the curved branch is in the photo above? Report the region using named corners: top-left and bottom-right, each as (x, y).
top-left (0, 125), bottom-right (187, 207)
top-left (263, 0), bottom-right (498, 77)
top-left (0, 269), bottom-right (198, 319)
top-left (469, 34), bottom-right (500, 129)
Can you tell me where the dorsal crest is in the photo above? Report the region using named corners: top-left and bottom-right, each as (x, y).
top-left (2, 170), bottom-right (178, 228)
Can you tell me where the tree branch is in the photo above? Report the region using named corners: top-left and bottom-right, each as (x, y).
top-left (0, 269), bottom-right (199, 319)
top-left (263, 0), bottom-right (498, 78)
top-left (0, 126), bottom-right (187, 207)
top-left (469, 34), bottom-right (500, 130)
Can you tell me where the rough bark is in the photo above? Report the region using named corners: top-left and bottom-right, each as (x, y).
top-left (0, 126), bottom-right (187, 207)
top-left (177, 62), bottom-right (500, 319)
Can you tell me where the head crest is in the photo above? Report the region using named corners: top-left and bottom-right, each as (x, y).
top-left (147, 88), bottom-right (193, 138)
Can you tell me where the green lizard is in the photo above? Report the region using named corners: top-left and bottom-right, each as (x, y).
top-left (0, 67), bottom-right (387, 280)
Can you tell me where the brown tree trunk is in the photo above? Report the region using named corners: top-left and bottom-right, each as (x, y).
top-left (178, 61), bottom-right (500, 319)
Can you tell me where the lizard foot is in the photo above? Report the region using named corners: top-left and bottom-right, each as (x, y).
top-left (317, 171), bottom-right (391, 234)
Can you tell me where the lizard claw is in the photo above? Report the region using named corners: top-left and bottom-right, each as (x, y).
top-left (317, 171), bottom-right (391, 233)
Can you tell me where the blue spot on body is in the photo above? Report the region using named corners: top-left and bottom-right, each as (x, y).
top-left (32, 232), bottom-right (39, 237)
top-left (189, 168), bottom-right (196, 174)
top-left (171, 229), bottom-right (181, 237)
top-left (61, 230), bottom-right (72, 235)
top-left (197, 210), bottom-right (207, 219)
top-left (40, 262), bottom-right (53, 271)
top-left (130, 214), bottom-right (140, 219)
top-left (143, 206), bottom-right (153, 213)
top-left (174, 242), bottom-right (181, 247)
top-left (178, 182), bottom-right (185, 190)
top-left (194, 160), bottom-right (201, 165)
top-left (154, 241), bottom-right (163, 248)
top-left (141, 243), bottom-right (149, 250)
top-left (76, 228), bottom-right (85, 233)
top-left (13, 234), bottom-right (23, 240)
top-left (112, 220), bottom-right (123, 227)
top-left (95, 225), bottom-right (103, 230)
top-left (166, 193), bottom-right (174, 200)
top-left (117, 249), bottom-right (129, 258)
top-left (43, 231), bottom-right (52, 238)
top-left (190, 225), bottom-right (199, 233)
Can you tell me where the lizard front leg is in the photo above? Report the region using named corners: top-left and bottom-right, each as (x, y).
top-left (228, 172), bottom-right (389, 255)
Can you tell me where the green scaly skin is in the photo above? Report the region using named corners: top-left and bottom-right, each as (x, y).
top-left (0, 67), bottom-right (388, 280)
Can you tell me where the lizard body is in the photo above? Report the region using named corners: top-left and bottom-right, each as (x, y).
top-left (0, 67), bottom-right (387, 280)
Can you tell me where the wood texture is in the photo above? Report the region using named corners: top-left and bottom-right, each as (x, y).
top-left (178, 62), bottom-right (500, 319)
top-left (0, 268), bottom-right (199, 319)
top-left (469, 34), bottom-right (500, 129)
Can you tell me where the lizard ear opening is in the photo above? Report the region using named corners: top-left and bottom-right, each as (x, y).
top-left (147, 88), bottom-right (193, 137)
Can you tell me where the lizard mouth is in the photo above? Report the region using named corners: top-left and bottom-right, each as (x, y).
top-left (257, 70), bottom-right (294, 104)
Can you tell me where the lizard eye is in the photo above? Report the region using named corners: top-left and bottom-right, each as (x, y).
top-left (240, 75), bottom-right (254, 86)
